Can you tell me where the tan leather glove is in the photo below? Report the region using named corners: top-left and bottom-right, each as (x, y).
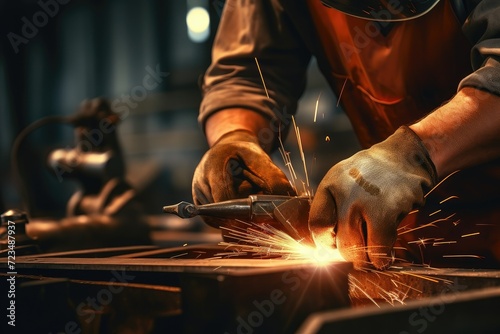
top-left (308, 126), bottom-right (437, 269)
top-left (192, 130), bottom-right (296, 205)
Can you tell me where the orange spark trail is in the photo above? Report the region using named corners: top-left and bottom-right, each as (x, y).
top-left (313, 91), bottom-right (322, 122)
top-left (254, 57), bottom-right (269, 99)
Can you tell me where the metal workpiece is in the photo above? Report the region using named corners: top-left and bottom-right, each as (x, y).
top-left (3, 245), bottom-right (352, 334)
top-left (298, 286), bottom-right (500, 334)
top-left (180, 261), bottom-right (351, 334)
top-left (0, 273), bottom-right (181, 334)
top-left (0, 208), bottom-right (150, 256)
top-left (3, 245), bottom-right (500, 333)
top-left (348, 266), bottom-right (500, 306)
top-left (163, 195), bottom-right (313, 242)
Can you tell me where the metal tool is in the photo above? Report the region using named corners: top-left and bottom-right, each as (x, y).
top-left (3, 98), bottom-right (150, 254)
top-left (46, 98), bottom-right (129, 216)
top-left (163, 195), bottom-right (313, 243)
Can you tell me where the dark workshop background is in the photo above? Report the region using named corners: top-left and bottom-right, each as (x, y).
top-left (0, 0), bottom-right (360, 220)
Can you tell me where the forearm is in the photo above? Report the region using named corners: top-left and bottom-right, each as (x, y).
top-left (410, 87), bottom-right (500, 177)
top-left (199, 0), bottom-right (309, 147)
top-left (205, 108), bottom-right (277, 152)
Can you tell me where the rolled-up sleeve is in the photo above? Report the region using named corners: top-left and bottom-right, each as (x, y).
top-left (459, 0), bottom-right (500, 96)
top-left (199, 0), bottom-right (311, 130)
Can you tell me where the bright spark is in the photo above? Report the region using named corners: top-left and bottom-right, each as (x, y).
top-left (424, 170), bottom-right (460, 198)
top-left (398, 213), bottom-right (456, 235)
top-left (407, 237), bottom-right (434, 247)
top-left (349, 275), bottom-right (380, 307)
top-left (314, 91), bottom-right (322, 122)
top-left (442, 254), bottom-right (485, 259)
top-left (219, 224), bottom-right (344, 265)
top-left (428, 209), bottom-right (442, 217)
top-left (461, 232), bottom-right (480, 238)
top-left (432, 241), bottom-right (457, 246)
top-left (439, 196), bottom-right (459, 204)
top-left (278, 133), bottom-right (298, 193)
top-left (169, 252), bottom-right (189, 259)
top-left (297, 243), bottom-right (346, 265)
top-left (398, 271), bottom-right (441, 283)
top-left (292, 116), bottom-right (311, 196)
top-left (254, 57), bottom-right (270, 99)
top-left (337, 78), bottom-right (348, 107)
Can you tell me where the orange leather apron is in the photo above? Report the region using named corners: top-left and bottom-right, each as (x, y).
top-left (306, 0), bottom-right (500, 267)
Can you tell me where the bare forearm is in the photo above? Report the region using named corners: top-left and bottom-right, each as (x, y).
top-left (205, 109), bottom-right (275, 152)
top-left (410, 87), bottom-right (500, 178)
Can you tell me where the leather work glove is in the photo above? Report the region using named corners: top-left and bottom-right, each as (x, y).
top-left (308, 126), bottom-right (437, 269)
top-left (192, 130), bottom-right (296, 206)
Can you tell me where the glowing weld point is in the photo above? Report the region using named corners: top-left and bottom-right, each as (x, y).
top-left (294, 244), bottom-right (345, 265)
top-left (219, 223), bottom-right (345, 265)
top-left (325, 136), bottom-right (331, 142)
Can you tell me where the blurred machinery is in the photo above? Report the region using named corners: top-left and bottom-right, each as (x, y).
top-left (1, 98), bottom-right (150, 255)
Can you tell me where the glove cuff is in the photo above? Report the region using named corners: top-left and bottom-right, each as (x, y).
top-left (213, 129), bottom-right (260, 146)
top-left (397, 126), bottom-right (438, 186)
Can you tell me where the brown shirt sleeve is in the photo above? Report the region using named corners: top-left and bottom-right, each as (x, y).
top-left (199, 0), bottom-right (311, 133)
top-left (459, 0), bottom-right (500, 96)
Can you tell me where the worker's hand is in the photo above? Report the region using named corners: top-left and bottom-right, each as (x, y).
top-left (192, 130), bottom-right (296, 205)
top-left (309, 126), bottom-right (437, 269)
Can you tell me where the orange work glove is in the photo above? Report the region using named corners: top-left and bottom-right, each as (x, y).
top-left (192, 130), bottom-right (296, 205)
top-left (309, 126), bottom-right (437, 269)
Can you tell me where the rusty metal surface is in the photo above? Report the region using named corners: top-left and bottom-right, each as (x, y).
top-left (349, 266), bottom-right (500, 306)
top-left (3, 244), bottom-right (500, 333)
top-left (0, 273), bottom-right (182, 334)
top-left (1, 244), bottom-right (352, 333)
top-left (312, 266), bottom-right (500, 333)
top-left (179, 262), bottom-right (351, 333)
top-left (298, 286), bottom-right (500, 334)
top-left (10, 244), bottom-right (345, 273)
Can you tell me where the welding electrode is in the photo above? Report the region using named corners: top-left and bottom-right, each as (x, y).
top-left (163, 195), bottom-right (313, 242)
top-left (163, 195), bottom-right (294, 221)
